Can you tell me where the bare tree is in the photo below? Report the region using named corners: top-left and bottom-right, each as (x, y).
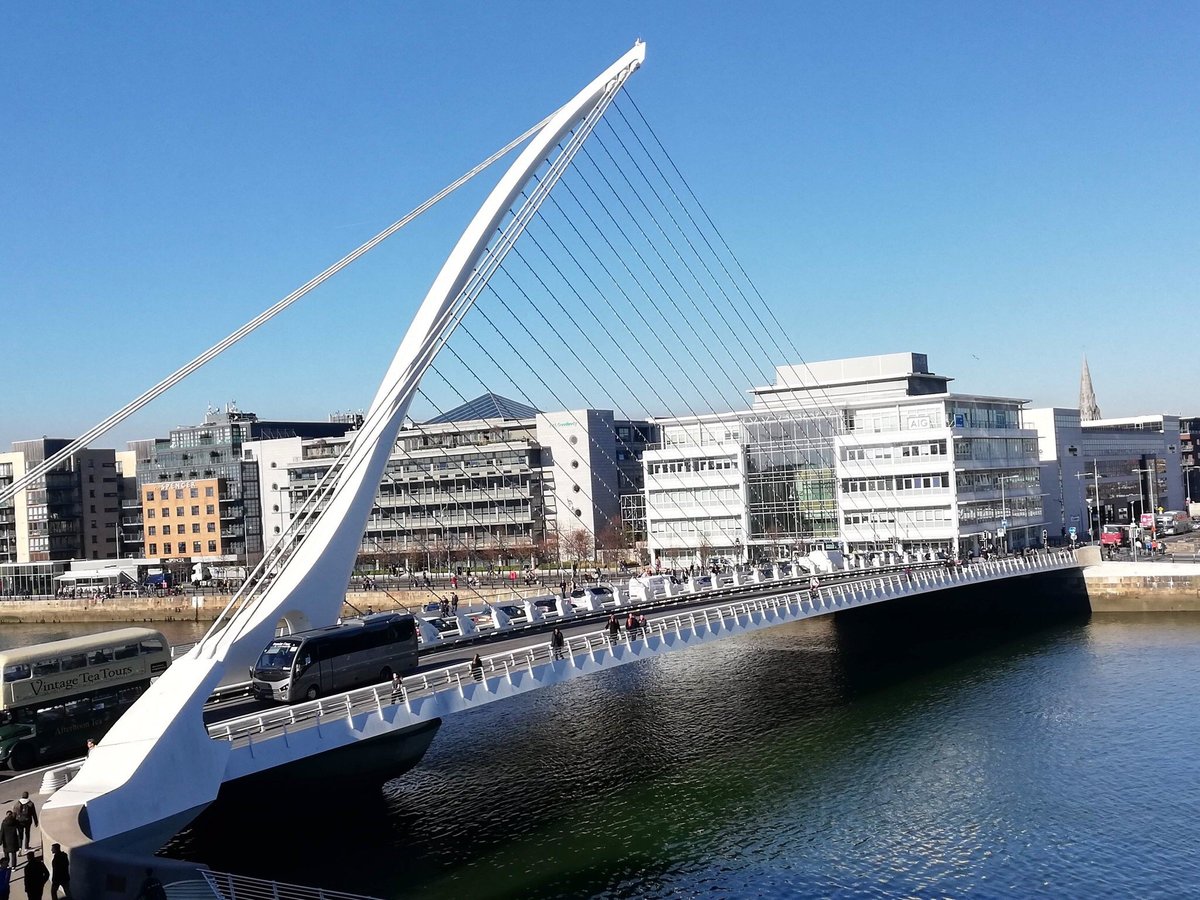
top-left (563, 528), bottom-right (593, 565)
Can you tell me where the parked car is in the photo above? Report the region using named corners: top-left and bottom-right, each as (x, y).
top-left (570, 585), bottom-right (615, 610)
top-left (420, 616), bottom-right (458, 634)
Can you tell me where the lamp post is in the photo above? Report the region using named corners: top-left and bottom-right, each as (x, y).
top-left (1132, 466), bottom-right (1158, 538)
top-left (998, 473), bottom-right (1021, 553)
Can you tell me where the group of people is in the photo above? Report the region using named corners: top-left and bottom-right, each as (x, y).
top-left (606, 612), bottom-right (648, 640)
top-left (0, 792), bottom-right (68, 900)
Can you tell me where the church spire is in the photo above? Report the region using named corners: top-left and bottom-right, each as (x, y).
top-left (1079, 355), bottom-right (1101, 421)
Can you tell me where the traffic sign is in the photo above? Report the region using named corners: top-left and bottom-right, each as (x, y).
top-left (1001, 519), bottom-right (1009, 529)
top-left (1068, 526), bottom-right (1077, 536)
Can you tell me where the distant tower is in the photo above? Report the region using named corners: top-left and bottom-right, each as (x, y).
top-left (1079, 355), bottom-right (1101, 421)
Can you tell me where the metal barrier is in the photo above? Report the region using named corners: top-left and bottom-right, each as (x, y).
top-left (207, 550), bottom-right (1078, 748)
top-left (162, 871), bottom-right (382, 900)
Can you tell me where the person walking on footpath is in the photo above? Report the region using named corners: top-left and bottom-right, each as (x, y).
top-left (11, 795), bottom-right (36, 852)
top-left (0, 813), bottom-right (18, 870)
top-left (551, 627), bottom-right (566, 660)
top-left (48, 846), bottom-right (68, 900)
top-left (470, 654), bottom-right (484, 683)
top-left (2, 857), bottom-right (12, 900)
top-left (606, 614), bottom-right (620, 641)
top-left (22, 853), bottom-right (48, 900)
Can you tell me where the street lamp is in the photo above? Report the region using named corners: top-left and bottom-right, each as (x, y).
top-left (1132, 466), bottom-right (1159, 538)
top-left (997, 473), bottom-right (1022, 553)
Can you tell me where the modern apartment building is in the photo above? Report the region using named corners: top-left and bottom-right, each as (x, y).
top-left (0, 439), bottom-right (122, 563)
top-left (247, 395), bottom-right (656, 570)
top-left (644, 353), bottom-right (1046, 565)
top-left (1025, 408), bottom-right (1184, 537)
top-left (133, 406), bottom-right (351, 564)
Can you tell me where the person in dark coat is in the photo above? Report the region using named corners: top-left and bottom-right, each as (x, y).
top-left (22, 853), bottom-right (48, 900)
top-left (2, 857), bottom-right (13, 900)
top-left (0, 812), bottom-right (19, 870)
top-left (48, 845), bottom-right (68, 900)
top-left (469, 655), bottom-right (484, 683)
top-left (11, 795), bottom-right (36, 852)
top-left (551, 627), bottom-right (566, 660)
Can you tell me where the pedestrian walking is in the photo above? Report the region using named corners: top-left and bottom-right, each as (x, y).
top-left (22, 853), bottom-right (48, 900)
top-left (451, 592), bottom-right (459, 614)
top-left (606, 614), bottom-right (620, 641)
top-left (48, 846), bottom-right (68, 900)
top-left (10, 795), bottom-right (35, 852)
top-left (551, 627), bottom-right (566, 660)
top-left (625, 611), bottom-right (638, 637)
top-left (470, 654), bottom-right (484, 683)
top-left (2, 857), bottom-right (12, 900)
top-left (0, 813), bottom-right (18, 870)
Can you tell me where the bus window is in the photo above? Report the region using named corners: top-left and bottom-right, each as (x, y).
top-left (88, 649), bottom-right (114, 666)
top-left (3, 663), bottom-right (31, 681)
top-left (61, 654), bottom-right (87, 672)
top-left (139, 638), bottom-right (166, 654)
top-left (33, 659), bottom-right (60, 677)
top-left (114, 644), bottom-right (139, 660)
top-left (118, 686), bottom-right (141, 705)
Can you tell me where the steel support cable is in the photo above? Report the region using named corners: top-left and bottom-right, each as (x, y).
top-left (620, 94), bottom-right (930, 551)
top-left (432, 310), bottom-right (622, 559)
top-left (201, 71), bottom-right (633, 649)
top-left (0, 114), bottom-right (560, 508)
top-left (492, 259), bottom-right (744, 555)
top-left (475, 275), bottom-right (708, 557)
top-left (513, 208), bottom-right (759, 553)
top-left (581, 134), bottom-right (831, 497)
top-left (556, 169), bottom-right (753, 421)
top-left (587, 124), bottom-right (866, 544)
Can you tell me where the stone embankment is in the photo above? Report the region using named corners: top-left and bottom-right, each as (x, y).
top-left (1077, 546), bottom-right (1200, 612)
top-left (0, 584), bottom-right (559, 624)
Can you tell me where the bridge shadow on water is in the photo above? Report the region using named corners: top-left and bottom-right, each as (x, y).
top-left (161, 570), bottom-right (1093, 898)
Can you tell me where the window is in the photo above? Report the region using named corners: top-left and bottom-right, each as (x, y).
top-left (176, 507), bottom-right (184, 516)
top-left (207, 522), bottom-right (216, 533)
top-left (190, 488), bottom-right (199, 498)
top-left (146, 490), bottom-right (156, 501)
top-left (147, 508), bottom-right (156, 519)
top-left (206, 504), bottom-right (215, 515)
top-left (174, 489), bottom-right (184, 500)
top-left (148, 543), bottom-right (158, 555)
top-left (207, 541), bottom-right (217, 552)
top-left (191, 505), bottom-right (199, 516)
top-left (205, 486), bottom-right (214, 497)
top-left (192, 523), bottom-right (200, 533)
top-left (162, 524), bottom-right (171, 535)
top-left (161, 507), bottom-right (170, 518)
top-left (192, 541), bottom-right (202, 553)
top-left (148, 526), bottom-right (157, 536)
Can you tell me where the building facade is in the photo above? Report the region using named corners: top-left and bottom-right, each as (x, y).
top-left (1025, 408), bottom-right (1184, 538)
top-left (0, 439), bottom-right (122, 563)
top-left (249, 395), bottom-right (655, 571)
top-left (644, 353), bottom-right (1046, 565)
top-left (133, 406), bottom-right (351, 565)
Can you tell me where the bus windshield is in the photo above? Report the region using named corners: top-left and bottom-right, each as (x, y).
top-left (256, 641), bottom-right (301, 670)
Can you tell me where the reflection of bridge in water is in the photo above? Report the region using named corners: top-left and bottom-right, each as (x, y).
top-left (8, 38), bottom-right (1088, 897)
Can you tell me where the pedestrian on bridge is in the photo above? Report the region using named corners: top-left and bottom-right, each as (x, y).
top-left (48, 845), bottom-right (68, 900)
top-left (0, 812), bottom-right (18, 869)
top-left (470, 654), bottom-right (484, 683)
top-left (11, 795), bottom-right (36, 853)
top-left (551, 627), bottom-right (566, 660)
top-left (1, 857), bottom-right (12, 900)
top-left (451, 592), bottom-right (459, 614)
top-left (22, 853), bottom-right (47, 900)
top-left (607, 614), bottom-right (620, 642)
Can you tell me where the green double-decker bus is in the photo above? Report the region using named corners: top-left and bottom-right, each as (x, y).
top-left (0, 627), bottom-right (170, 771)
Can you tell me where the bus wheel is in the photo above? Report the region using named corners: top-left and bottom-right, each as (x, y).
top-left (379, 667), bottom-right (392, 683)
top-left (305, 685), bottom-right (319, 701)
top-left (9, 742), bottom-right (33, 771)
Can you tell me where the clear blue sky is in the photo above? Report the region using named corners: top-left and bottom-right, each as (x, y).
top-left (2, 2), bottom-right (1196, 448)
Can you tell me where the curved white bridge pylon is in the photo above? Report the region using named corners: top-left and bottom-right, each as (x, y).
top-left (43, 41), bottom-right (646, 854)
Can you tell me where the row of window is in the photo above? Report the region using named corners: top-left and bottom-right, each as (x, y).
top-left (841, 440), bottom-right (948, 462)
top-left (145, 485), bottom-right (216, 501)
top-left (648, 458), bottom-right (739, 475)
top-left (146, 504), bottom-right (217, 519)
top-left (147, 522), bottom-right (217, 536)
top-left (842, 474), bottom-right (950, 493)
top-left (148, 540), bottom-right (218, 556)
top-left (3, 637), bottom-right (165, 681)
top-left (648, 517), bottom-right (740, 535)
top-left (647, 487), bottom-right (741, 509)
top-left (843, 508), bottom-right (953, 526)
top-left (953, 438), bottom-right (1038, 460)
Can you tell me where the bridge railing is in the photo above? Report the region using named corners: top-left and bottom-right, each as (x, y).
top-left (206, 549), bottom-right (1077, 748)
top-left (160, 870), bottom-right (383, 900)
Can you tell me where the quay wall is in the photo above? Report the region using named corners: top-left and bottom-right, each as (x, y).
top-left (0, 585), bottom-right (555, 625)
top-left (1083, 562), bottom-right (1200, 612)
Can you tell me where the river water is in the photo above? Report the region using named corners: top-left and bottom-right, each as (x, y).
top-left (9, 613), bottom-right (1200, 897)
